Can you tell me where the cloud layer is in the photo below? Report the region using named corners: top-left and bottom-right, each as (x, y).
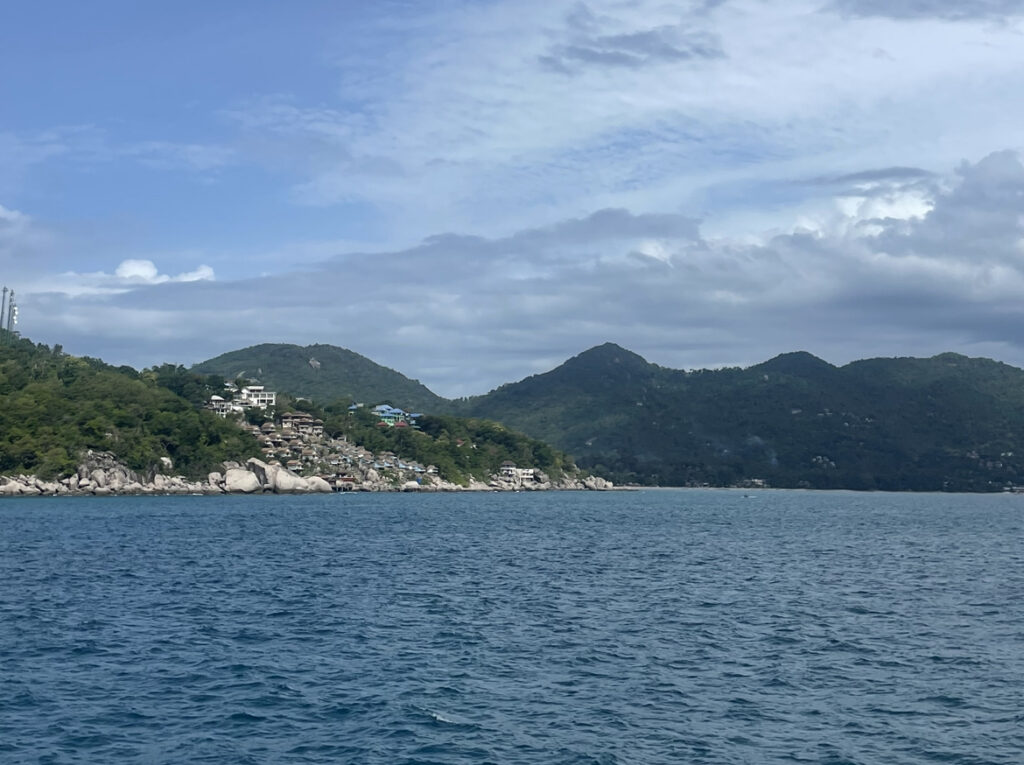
top-left (3, 2), bottom-right (1024, 397)
top-left (9, 151), bottom-right (1024, 397)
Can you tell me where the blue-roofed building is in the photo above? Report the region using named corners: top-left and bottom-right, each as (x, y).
top-left (373, 404), bottom-right (409, 426)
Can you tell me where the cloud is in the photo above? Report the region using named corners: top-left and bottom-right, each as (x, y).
top-left (113, 259), bottom-right (215, 284)
top-left (540, 24), bottom-right (725, 72)
top-left (828, 0), bottom-right (1024, 20)
top-left (208, 0), bottom-right (1024, 249)
top-left (808, 166), bottom-right (936, 186)
top-left (14, 151), bottom-right (1024, 397)
top-left (26, 259), bottom-right (216, 298)
top-left (0, 203), bottom-right (63, 281)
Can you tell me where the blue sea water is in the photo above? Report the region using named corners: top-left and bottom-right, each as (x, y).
top-left (1, 490), bottom-right (1022, 764)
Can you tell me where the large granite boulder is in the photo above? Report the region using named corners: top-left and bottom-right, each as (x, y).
top-left (246, 457), bottom-right (312, 493)
top-left (224, 468), bottom-right (261, 493)
top-left (274, 470), bottom-right (310, 493)
top-left (306, 476), bottom-right (333, 493)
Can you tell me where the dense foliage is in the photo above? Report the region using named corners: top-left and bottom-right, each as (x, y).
top-left (0, 337), bottom-right (259, 478)
top-left (455, 344), bottom-right (1024, 491)
top-left (192, 343), bottom-right (447, 412)
top-left (17, 329), bottom-right (1024, 491)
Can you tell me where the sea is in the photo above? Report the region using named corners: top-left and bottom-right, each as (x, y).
top-left (1, 489), bottom-right (1022, 764)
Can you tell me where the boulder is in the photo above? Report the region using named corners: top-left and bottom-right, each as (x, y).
top-left (90, 469), bottom-right (107, 488)
top-left (306, 476), bottom-right (333, 493)
top-left (246, 458), bottom-right (275, 490)
top-left (273, 470), bottom-right (310, 493)
top-left (401, 480), bottom-right (421, 491)
top-left (247, 457), bottom-right (313, 493)
top-left (224, 468), bottom-right (261, 494)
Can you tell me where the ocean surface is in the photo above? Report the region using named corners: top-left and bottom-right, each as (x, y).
top-left (1, 490), bottom-right (1022, 764)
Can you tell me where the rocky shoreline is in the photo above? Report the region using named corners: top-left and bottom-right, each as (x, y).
top-left (0, 450), bottom-right (614, 497)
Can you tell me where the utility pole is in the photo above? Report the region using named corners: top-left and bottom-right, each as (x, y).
top-left (4, 290), bottom-right (15, 344)
top-left (1, 286), bottom-right (7, 336)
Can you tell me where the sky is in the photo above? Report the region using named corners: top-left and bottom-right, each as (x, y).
top-left (4, 0), bottom-right (1024, 396)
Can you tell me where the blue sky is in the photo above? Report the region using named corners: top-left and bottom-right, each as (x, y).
top-left (4, 0), bottom-right (1024, 396)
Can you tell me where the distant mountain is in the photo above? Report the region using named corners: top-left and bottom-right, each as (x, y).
top-left (191, 343), bottom-right (447, 412)
top-left (192, 340), bottom-right (1024, 491)
top-left (456, 345), bottom-right (1024, 491)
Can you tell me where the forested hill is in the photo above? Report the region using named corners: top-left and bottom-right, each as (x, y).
top-left (192, 343), bottom-right (446, 412)
top-left (0, 338), bottom-right (258, 478)
top-left (188, 338), bottom-right (1024, 490)
top-left (454, 344), bottom-right (1024, 491)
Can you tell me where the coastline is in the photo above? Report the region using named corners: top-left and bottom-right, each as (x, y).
top-left (0, 451), bottom-right (615, 498)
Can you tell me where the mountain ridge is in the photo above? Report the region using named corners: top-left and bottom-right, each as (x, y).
top-left (192, 341), bottom-right (1024, 490)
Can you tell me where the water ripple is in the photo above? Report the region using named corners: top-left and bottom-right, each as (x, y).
top-left (1, 490), bottom-right (1022, 763)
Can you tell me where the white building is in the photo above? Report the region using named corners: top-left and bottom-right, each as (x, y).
top-left (239, 385), bottom-right (276, 409)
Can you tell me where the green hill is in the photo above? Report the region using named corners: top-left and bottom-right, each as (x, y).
top-left (192, 343), bottom-right (446, 412)
top-left (0, 337), bottom-right (259, 478)
top-left (180, 338), bottom-right (1024, 491)
top-left (456, 344), bottom-right (1024, 491)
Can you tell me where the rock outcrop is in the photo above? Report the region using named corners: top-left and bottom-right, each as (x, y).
top-left (0, 449), bottom-right (614, 498)
top-left (223, 468), bottom-right (261, 494)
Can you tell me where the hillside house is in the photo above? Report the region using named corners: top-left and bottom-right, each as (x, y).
top-left (239, 385), bottom-right (276, 409)
top-left (280, 411), bottom-right (324, 437)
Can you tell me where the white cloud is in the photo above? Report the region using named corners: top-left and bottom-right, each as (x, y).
top-left (113, 259), bottom-right (216, 284)
top-left (218, 0), bottom-right (1024, 244)
top-left (13, 151), bottom-right (1024, 397)
top-left (114, 259), bottom-right (162, 282)
top-left (22, 259), bottom-right (216, 298)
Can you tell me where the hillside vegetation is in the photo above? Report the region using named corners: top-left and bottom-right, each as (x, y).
top-left (0, 335), bottom-right (575, 487)
top-left (192, 339), bottom-right (1024, 490)
top-left (0, 338), bottom-right (259, 478)
top-left (456, 344), bottom-right (1024, 491)
top-left (20, 332), bottom-right (1024, 491)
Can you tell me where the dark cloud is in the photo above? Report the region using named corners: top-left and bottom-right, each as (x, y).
top-left (829, 0), bottom-right (1024, 20)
